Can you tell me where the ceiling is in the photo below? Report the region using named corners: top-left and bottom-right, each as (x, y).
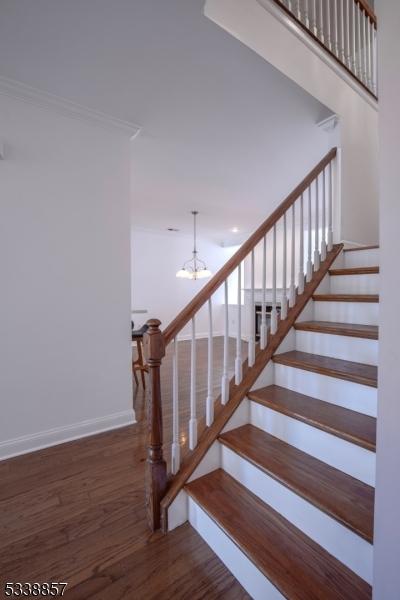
top-left (0, 0), bottom-right (332, 242)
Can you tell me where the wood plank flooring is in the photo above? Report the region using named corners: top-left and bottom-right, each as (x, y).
top-left (273, 350), bottom-right (378, 387)
top-left (219, 424), bottom-right (374, 541)
top-left (294, 321), bottom-right (379, 340)
top-left (186, 470), bottom-right (372, 600)
top-left (248, 385), bottom-right (376, 451)
top-left (0, 337), bottom-right (249, 599)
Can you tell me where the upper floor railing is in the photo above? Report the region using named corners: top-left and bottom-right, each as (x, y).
top-left (143, 147), bottom-right (339, 531)
top-left (271, 0), bottom-right (377, 97)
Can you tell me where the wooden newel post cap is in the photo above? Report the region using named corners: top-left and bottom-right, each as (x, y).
top-left (144, 319), bottom-right (166, 363)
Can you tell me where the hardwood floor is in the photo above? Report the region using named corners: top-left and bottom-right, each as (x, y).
top-left (0, 337), bottom-right (249, 599)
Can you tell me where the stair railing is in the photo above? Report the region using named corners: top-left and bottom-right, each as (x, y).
top-left (264, 0), bottom-right (377, 97)
top-left (143, 147), bottom-right (338, 531)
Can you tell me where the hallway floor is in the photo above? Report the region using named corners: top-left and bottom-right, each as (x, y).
top-left (0, 338), bottom-right (249, 599)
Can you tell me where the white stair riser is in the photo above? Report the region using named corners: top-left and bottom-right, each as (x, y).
top-left (295, 331), bottom-right (378, 366)
top-left (188, 498), bottom-right (284, 600)
top-left (314, 301), bottom-right (379, 325)
top-left (344, 249), bottom-right (379, 268)
top-left (249, 401), bottom-right (375, 486)
top-left (221, 445), bottom-right (373, 583)
top-left (274, 363), bottom-right (377, 416)
top-left (330, 274), bottom-right (379, 294)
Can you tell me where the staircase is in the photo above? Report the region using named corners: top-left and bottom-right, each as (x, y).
top-left (185, 245), bottom-right (378, 599)
top-left (142, 149), bottom-right (378, 598)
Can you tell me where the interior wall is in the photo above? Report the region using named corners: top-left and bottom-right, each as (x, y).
top-left (373, 1), bottom-right (400, 597)
top-left (131, 229), bottom-right (237, 338)
top-left (0, 94), bottom-right (133, 459)
top-left (204, 0), bottom-right (379, 245)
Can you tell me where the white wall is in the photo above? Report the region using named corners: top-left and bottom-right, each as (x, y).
top-left (131, 229), bottom-right (237, 338)
top-left (373, 2), bottom-right (400, 598)
top-left (0, 94), bottom-right (133, 459)
top-left (204, 0), bottom-right (379, 245)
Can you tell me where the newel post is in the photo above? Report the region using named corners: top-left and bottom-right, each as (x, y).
top-left (143, 319), bottom-right (167, 531)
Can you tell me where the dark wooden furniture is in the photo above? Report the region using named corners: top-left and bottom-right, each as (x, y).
top-left (132, 325), bottom-right (149, 388)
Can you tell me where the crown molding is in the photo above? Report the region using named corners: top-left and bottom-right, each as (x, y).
top-left (0, 76), bottom-right (141, 139)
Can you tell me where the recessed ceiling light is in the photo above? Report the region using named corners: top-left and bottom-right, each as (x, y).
top-left (167, 227), bottom-right (180, 232)
top-left (231, 227), bottom-right (239, 233)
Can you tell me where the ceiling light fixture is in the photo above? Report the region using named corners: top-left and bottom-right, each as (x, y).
top-left (176, 211), bottom-right (212, 280)
top-left (231, 227), bottom-right (239, 233)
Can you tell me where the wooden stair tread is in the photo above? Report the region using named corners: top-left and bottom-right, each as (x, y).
top-left (185, 470), bottom-right (372, 600)
top-left (248, 385), bottom-right (376, 451)
top-left (312, 294), bottom-right (379, 302)
top-left (272, 351), bottom-right (377, 387)
top-left (329, 266), bottom-right (379, 276)
top-left (343, 245), bottom-right (379, 252)
top-left (219, 424), bottom-right (374, 541)
top-left (294, 320), bottom-right (379, 339)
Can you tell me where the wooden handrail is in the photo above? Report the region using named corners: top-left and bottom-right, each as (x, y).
top-left (355, 0), bottom-right (377, 27)
top-left (163, 147), bottom-right (337, 346)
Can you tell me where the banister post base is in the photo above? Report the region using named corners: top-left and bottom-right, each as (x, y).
top-left (144, 318), bottom-right (167, 532)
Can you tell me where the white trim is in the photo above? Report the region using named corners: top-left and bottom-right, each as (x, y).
top-left (317, 114), bottom-right (339, 131)
top-left (0, 76), bottom-right (141, 138)
top-left (0, 409), bottom-right (136, 461)
top-left (255, 0), bottom-right (378, 111)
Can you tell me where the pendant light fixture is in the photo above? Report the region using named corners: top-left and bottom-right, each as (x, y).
top-left (176, 211), bottom-right (212, 280)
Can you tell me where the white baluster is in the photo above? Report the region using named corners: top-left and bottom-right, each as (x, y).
top-left (368, 19), bottom-right (372, 88)
top-left (314, 177), bottom-right (320, 271)
top-left (248, 250), bottom-right (256, 367)
top-left (373, 26), bottom-right (377, 94)
top-left (319, 0), bottom-right (324, 43)
top-left (328, 160), bottom-right (333, 251)
top-left (235, 263), bottom-right (243, 385)
top-left (287, 0), bottom-right (292, 12)
top-left (221, 280), bottom-right (229, 405)
top-left (312, 0), bottom-right (318, 36)
top-left (206, 299), bottom-right (214, 427)
top-left (357, 4), bottom-right (362, 80)
top-left (326, 0), bottom-right (332, 51)
top-left (281, 214), bottom-right (288, 320)
top-left (297, 0), bottom-right (302, 21)
top-left (260, 236), bottom-right (267, 349)
top-left (304, 0), bottom-right (310, 28)
top-left (362, 9), bottom-right (367, 84)
top-left (340, 0), bottom-right (345, 63)
top-left (334, 0), bottom-right (339, 56)
top-left (271, 224), bottom-right (278, 334)
top-left (352, 0), bottom-right (357, 74)
top-left (289, 203), bottom-right (296, 307)
top-left (298, 192), bottom-right (305, 294)
top-left (346, 0), bottom-right (351, 68)
top-left (189, 316), bottom-right (197, 450)
top-left (306, 185), bottom-right (313, 281)
top-left (171, 337), bottom-right (180, 475)
top-left (321, 167), bottom-right (327, 262)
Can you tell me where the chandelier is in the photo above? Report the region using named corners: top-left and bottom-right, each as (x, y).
top-left (176, 211), bottom-right (212, 280)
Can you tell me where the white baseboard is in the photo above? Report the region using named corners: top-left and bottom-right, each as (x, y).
top-left (0, 409), bottom-right (136, 461)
